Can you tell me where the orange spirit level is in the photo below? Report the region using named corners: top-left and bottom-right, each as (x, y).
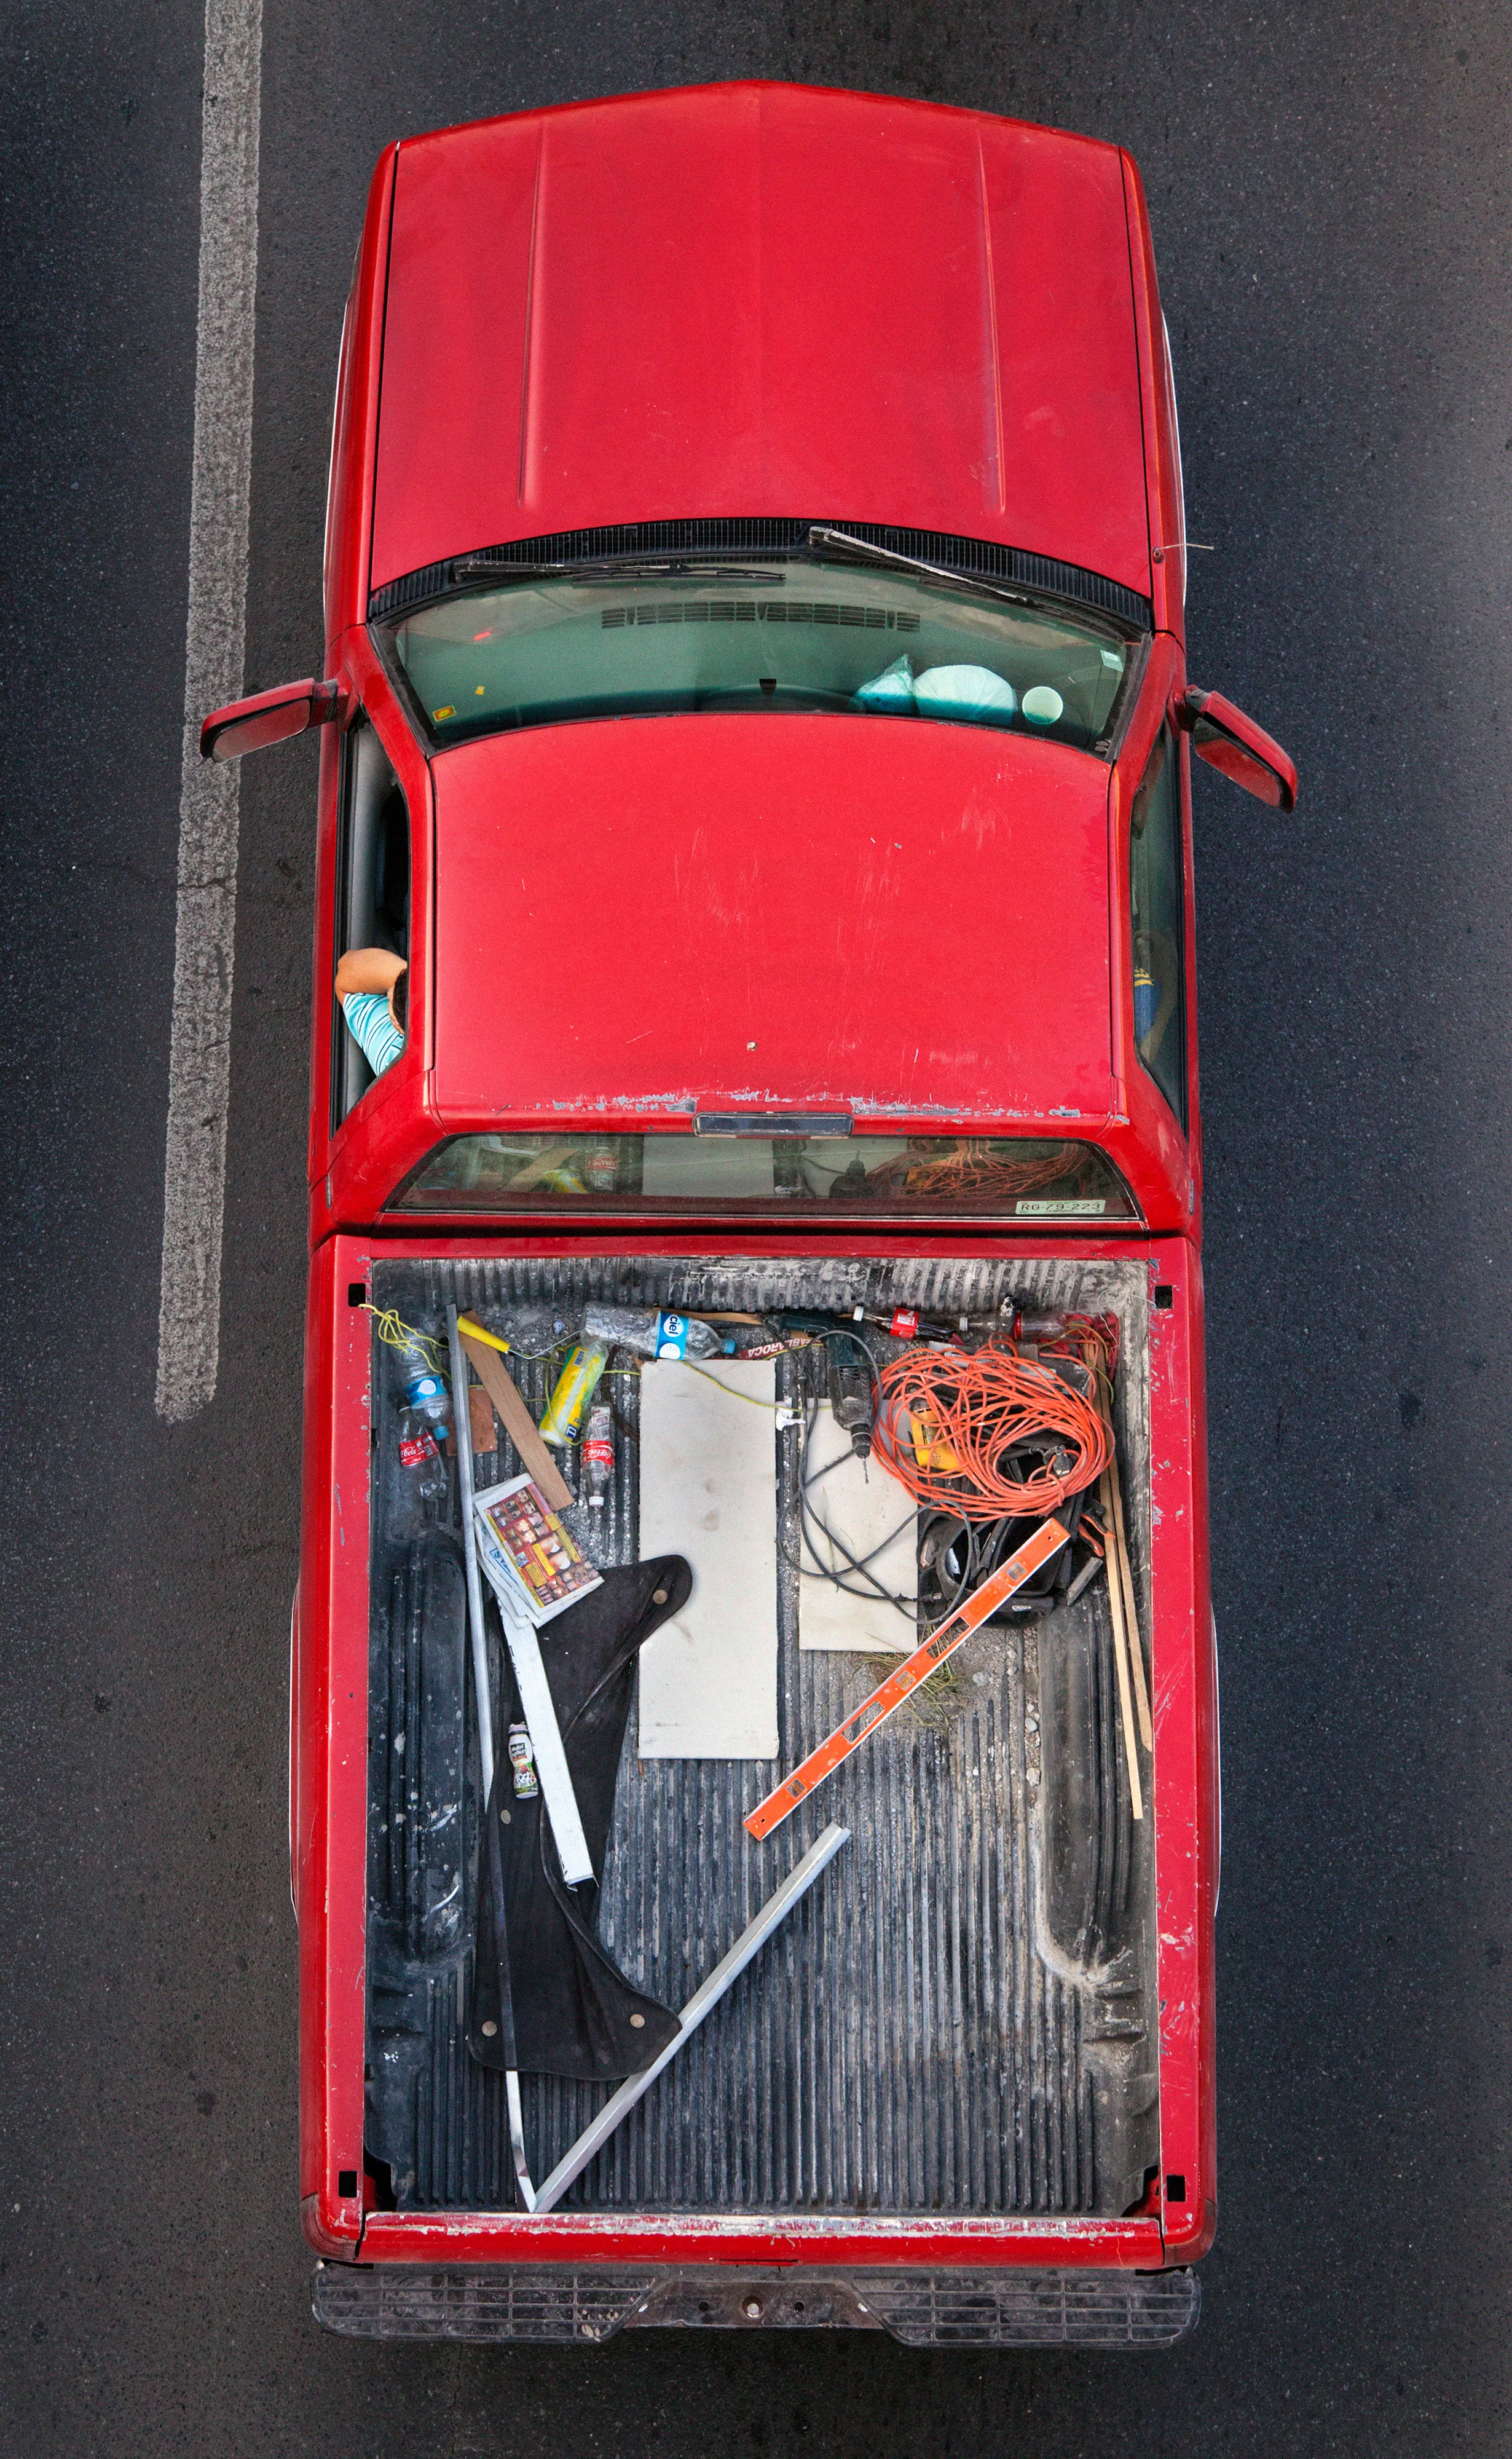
top-left (745, 1515), bottom-right (1071, 1841)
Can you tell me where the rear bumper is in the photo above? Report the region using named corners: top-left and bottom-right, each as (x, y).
top-left (313, 2259), bottom-right (1199, 2347)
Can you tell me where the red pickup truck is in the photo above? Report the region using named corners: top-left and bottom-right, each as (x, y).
top-left (207, 82), bottom-right (1294, 2348)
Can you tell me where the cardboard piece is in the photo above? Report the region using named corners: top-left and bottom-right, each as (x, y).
top-left (798, 1403), bottom-right (917, 1651)
top-left (637, 1358), bottom-right (778, 1759)
top-left (470, 1383), bottom-right (497, 1458)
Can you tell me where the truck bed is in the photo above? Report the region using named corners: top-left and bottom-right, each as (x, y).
top-left (362, 1253), bottom-right (1157, 2224)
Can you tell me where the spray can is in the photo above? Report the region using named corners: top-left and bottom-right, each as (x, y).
top-left (507, 1724), bottom-right (540, 1799)
top-left (538, 1338), bottom-right (610, 1446)
top-left (581, 1403), bottom-right (615, 1507)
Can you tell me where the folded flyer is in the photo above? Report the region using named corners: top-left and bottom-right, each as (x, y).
top-left (473, 1474), bottom-right (603, 1627)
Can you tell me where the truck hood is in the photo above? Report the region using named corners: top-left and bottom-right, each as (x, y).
top-left (372, 82), bottom-right (1150, 600)
top-left (430, 714), bottom-right (1114, 1127)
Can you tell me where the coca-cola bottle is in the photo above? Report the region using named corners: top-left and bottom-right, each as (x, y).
top-left (397, 1405), bottom-right (447, 1505)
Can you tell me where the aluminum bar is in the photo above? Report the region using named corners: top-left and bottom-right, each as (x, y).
top-left (446, 1303), bottom-right (535, 2209)
top-left (492, 1601), bottom-right (596, 1887)
top-left (531, 1822), bottom-right (851, 2214)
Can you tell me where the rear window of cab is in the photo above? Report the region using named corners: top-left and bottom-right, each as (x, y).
top-left (388, 1132), bottom-right (1139, 1218)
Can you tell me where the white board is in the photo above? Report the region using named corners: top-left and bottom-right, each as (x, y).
top-left (640, 1137), bottom-right (774, 1197)
top-left (799, 1403), bottom-right (918, 1652)
top-left (637, 1359), bottom-right (778, 1758)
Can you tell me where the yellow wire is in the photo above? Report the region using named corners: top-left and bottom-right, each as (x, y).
top-left (360, 1313), bottom-right (772, 1413)
top-left (360, 1304), bottom-right (446, 1370)
top-left (681, 1359), bottom-right (782, 1408)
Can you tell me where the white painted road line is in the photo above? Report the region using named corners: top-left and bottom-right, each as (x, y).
top-left (156, 0), bottom-right (263, 1424)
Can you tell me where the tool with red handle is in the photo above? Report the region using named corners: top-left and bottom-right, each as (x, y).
top-left (745, 1514), bottom-right (1071, 1841)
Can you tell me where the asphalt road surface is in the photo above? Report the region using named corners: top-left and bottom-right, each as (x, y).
top-left (3, 5), bottom-right (1510, 2452)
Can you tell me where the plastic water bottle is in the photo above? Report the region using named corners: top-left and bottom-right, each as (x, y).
top-left (396, 1332), bottom-right (451, 1440)
top-left (581, 1403), bottom-right (614, 1508)
top-left (397, 1407), bottom-right (447, 1504)
top-left (579, 1305), bottom-right (731, 1361)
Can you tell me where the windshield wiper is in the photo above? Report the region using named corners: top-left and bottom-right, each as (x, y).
top-left (803, 525), bottom-right (1031, 609)
top-left (449, 555), bottom-right (783, 588)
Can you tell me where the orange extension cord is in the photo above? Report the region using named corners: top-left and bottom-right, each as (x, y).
top-left (872, 1340), bottom-right (1112, 1520)
top-left (864, 1140), bottom-right (1083, 1201)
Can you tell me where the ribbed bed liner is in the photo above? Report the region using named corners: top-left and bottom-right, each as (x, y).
top-left (365, 1253), bottom-right (1159, 2219)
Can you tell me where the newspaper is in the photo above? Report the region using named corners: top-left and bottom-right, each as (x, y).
top-left (473, 1474), bottom-right (603, 1628)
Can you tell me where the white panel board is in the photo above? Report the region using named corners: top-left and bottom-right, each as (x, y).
top-left (637, 1359), bottom-right (778, 1758)
top-left (640, 1137), bottom-right (774, 1197)
top-left (799, 1403), bottom-right (918, 1652)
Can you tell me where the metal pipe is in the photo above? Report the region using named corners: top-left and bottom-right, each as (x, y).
top-left (446, 1301), bottom-right (534, 2209)
top-left (447, 1303), bottom-right (494, 1806)
top-left (531, 1822), bottom-right (851, 2214)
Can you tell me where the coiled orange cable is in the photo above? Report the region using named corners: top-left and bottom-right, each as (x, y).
top-left (872, 1341), bottom-right (1111, 1520)
top-left (864, 1140), bottom-right (1084, 1201)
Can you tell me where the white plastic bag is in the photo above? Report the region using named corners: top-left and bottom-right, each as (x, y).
top-left (851, 652), bottom-right (917, 711)
top-left (912, 664), bottom-right (1017, 722)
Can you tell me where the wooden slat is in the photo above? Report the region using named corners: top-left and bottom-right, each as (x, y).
top-left (1101, 1387), bottom-right (1153, 1752)
top-left (460, 1332), bottom-right (574, 1512)
top-left (468, 1383), bottom-right (495, 1458)
top-left (1100, 1466), bottom-right (1143, 1822)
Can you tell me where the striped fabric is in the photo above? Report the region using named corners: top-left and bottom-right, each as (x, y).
top-left (341, 990), bottom-right (404, 1080)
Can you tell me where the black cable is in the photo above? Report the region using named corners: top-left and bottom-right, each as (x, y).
top-left (779, 1332), bottom-right (1103, 1632)
top-left (918, 1510), bottom-right (978, 1619)
top-left (779, 1394), bottom-right (917, 1620)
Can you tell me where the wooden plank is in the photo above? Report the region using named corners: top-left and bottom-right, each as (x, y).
top-left (1101, 1389), bottom-right (1154, 1753)
top-left (1100, 1466), bottom-right (1144, 1823)
top-left (460, 1332), bottom-right (573, 1512)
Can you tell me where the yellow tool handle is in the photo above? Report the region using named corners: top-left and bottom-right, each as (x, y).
top-left (457, 1312), bottom-right (511, 1356)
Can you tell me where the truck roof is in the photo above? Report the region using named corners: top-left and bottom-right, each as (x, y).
top-left (370, 82), bottom-right (1151, 600)
top-left (430, 712), bottom-right (1115, 1131)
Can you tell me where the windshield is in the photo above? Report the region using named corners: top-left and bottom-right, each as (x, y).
top-left (388, 1132), bottom-right (1138, 1219)
top-left (378, 558), bottom-right (1135, 756)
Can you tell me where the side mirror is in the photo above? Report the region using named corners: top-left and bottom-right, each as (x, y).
top-left (200, 678), bottom-right (341, 763)
top-left (1179, 687), bottom-right (1297, 813)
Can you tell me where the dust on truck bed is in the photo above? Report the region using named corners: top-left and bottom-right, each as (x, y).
top-left (361, 1252), bottom-right (1158, 2224)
